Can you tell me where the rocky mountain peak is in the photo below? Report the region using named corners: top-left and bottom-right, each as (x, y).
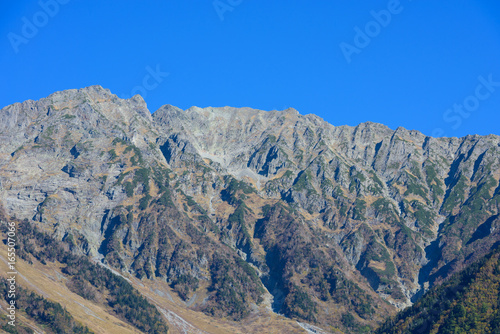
top-left (2, 86), bottom-right (500, 333)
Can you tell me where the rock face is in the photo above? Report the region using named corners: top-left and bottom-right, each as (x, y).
top-left (376, 245), bottom-right (500, 334)
top-left (1, 85), bottom-right (500, 332)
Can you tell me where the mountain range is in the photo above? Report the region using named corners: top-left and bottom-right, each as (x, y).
top-left (0, 85), bottom-right (499, 333)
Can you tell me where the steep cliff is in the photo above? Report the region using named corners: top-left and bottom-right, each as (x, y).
top-left (1, 86), bottom-right (499, 332)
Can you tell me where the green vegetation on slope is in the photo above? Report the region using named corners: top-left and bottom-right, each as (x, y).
top-left (2, 219), bottom-right (169, 334)
top-left (376, 245), bottom-right (500, 334)
top-left (204, 254), bottom-right (265, 320)
top-left (0, 279), bottom-right (92, 334)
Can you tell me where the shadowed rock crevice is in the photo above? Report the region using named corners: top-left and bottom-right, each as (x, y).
top-left (2, 86), bottom-right (500, 332)
top-left (467, 214), bottom-right (499, 245)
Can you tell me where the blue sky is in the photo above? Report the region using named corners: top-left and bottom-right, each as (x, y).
top-left (1, 1), bottom-right (500, 138)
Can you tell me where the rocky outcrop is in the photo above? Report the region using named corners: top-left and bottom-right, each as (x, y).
top-left (1, 85), bottom-right (499, 332)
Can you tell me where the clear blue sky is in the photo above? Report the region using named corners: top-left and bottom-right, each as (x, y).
top-left (1, 1), bottom-right (500, 138)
